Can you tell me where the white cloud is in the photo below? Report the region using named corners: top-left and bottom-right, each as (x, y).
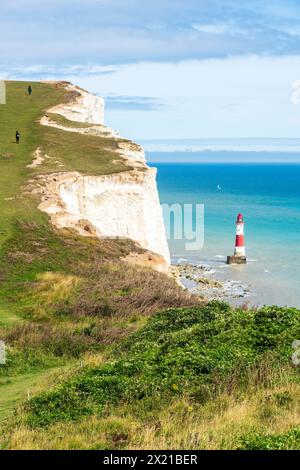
top-left (1, 0), bottom-right (300, 65)
top-left (2, 54), bottom-right (300, 140)
top-left (62, 55), bottom-right (300, 139)
top-left (193, 24), bottom-right (230, 35)
top-left (193, 23), bottom-right (248, 37)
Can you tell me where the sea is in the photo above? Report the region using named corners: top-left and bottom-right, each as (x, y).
top-left (143, 138), bottom-right (300, 308)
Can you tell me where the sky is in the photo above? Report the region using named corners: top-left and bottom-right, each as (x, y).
top-left (1, 0), bottom-right (300, 140)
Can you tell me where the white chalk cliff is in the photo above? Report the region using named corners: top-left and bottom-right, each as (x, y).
top-left (48, 83), bottom-right (105, 125)
top-left (36, 83), bottom-right (170, 264)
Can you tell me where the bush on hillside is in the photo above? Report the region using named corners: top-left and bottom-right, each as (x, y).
top-left (26, 301), bottom-right (300, 427)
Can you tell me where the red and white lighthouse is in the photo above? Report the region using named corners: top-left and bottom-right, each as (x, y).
top-left (227, 213), bottom-right (247, 264)
top-left (234, 213), bottom-right (245, 257)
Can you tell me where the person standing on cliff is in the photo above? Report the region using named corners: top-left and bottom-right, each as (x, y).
top-left (27, 85), bottom-right (32, 96)
top-left (16, 130), bottom-right (20, 144)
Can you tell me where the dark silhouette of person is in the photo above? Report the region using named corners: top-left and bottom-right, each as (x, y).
top-left (16, 130), bottom-right (20, 144)
top-left (28, 85), bottom-right (32, 96)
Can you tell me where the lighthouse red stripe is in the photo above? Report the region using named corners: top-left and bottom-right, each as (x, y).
top-left (235, 235), bottom-right (244, 247)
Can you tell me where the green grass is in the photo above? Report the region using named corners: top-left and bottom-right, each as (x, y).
top-left (0, 300), bottom-right (19, 327)
top-left (0, 80), bottom-right (129, 252)
top-left (0, 370), bottom-right (57, 421)
top-left (1, 301), bottom-right (300, 449)
top-left (240, 427), bottom-right (300, 450)
top-left (21, 302), bottom-right (300, 428)
top-left (0, 81), bottom-right (68, 245)
top-left (0, 359), bottom-right (81, 422)
top-left (0, 219), bottom-right (195, 428)
top-left (47, 112), bottom-right (95, 128)
top-left (0, 81), bottom-right (197, 432)
top-left (1, 80), bottom-right (299, 450)
top-left (0, 80), bottom-right (139, 328)
top-left (0, 81), bottom-right (70, 328)
top-left (37, 125), bottom-right (130, 175)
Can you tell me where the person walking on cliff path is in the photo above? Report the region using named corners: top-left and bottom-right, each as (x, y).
top-left (16, 130), bottom-right (20, 144)
top-left (27, 85), bottom-right (32, 96)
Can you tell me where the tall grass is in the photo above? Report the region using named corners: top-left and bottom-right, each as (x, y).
top-left (2, 302), bottom-right (300, 449)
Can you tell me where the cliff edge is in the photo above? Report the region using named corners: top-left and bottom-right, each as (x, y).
top-left (35, 82), bottom-right (170, 264)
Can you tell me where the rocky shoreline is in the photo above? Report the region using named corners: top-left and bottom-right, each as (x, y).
top-left (175, 263), bottom-right (251, 305)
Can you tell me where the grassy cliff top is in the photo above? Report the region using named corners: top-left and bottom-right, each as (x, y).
top-left (0, 82), bottom-right (299, 451)
top-left (0, 81), bottom-right (197, 427)
top-left (0, 81), bottom-right (131, 245)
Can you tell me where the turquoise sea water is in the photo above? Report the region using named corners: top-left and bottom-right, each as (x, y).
top-left (148, 160), bottom-right (300, 307)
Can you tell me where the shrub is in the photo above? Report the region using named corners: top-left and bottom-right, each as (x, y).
top-left (240, 427), bottom-right (300, 450)
top-left (25, 301), bottom-right (300, 427)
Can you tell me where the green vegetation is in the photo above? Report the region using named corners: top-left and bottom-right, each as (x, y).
top-left (0, 81), bottom-right (128, 252)
top-left (240, 427), bottom-right (300, 450)
top-left (22, 303), bottom-right (300, 427)
top-left (2, 301), bottom-right (300, 449)
top-left (0, 81), bottom-right (197, 430)
top-left (47, 112), bottom-right (94, 128)
top-left (0, 81), bottom-right (299, 450)
top-left (37, 125), bottom-right (130, 175)
top-left (25, 302), bottom-right (296, 423)
top-left (0, 81), bottom-right (68, 246)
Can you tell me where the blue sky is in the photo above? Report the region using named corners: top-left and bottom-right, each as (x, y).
top-left (1, 0), bottom-right (300, 139)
